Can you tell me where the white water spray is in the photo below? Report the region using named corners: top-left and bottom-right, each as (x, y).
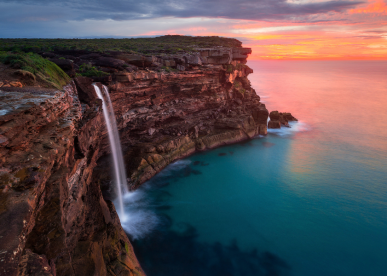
top-left (93, 84), bottom-right (128, 221)
top-left (93, 84), bottom-right (159, 238)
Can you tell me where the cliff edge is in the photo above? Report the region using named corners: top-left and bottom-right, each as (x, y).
top-left (0, 36), bottom-right (295, 276)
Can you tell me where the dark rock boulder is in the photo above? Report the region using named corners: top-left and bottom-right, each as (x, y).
top-left (279, 114), bottom-right (289, 127)
top-left (269, 111), bottom-right (280, 121)
top-left (268, 120), bottom-right (281, 129)
top-left (268, 111), bottom-right (297, 128)
top-left (94, 57), bottom-right (127, 70)
top-left (251, 106), bottom-right (269, 125)
top-left (92, 75), bottom-right (112, 84)
top-left (110, 54), bottom-right (153, 68)
top-left (74, 76), bottom-right (100, 106)
top-left (283, 112), bottom-right (298, 121)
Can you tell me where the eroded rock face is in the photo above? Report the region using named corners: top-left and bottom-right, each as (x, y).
top-left (0, 85), bottom-right (144, 276)
top-left (0, 43), bottom-right (279, 276)
top-left (91, 56), bottom-right (269, 191)
top-left (74, 76), bottom-right (101, 106)
top-left (41, 46), bottom-right (253, 74)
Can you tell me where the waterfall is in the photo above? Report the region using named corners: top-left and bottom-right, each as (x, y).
top-left (92, 84), bottom-right (159, 238)
top-left (93, 84), bottom-right (128, 221)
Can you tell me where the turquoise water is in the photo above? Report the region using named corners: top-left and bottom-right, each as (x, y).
top-left (126, 61), bottom-right (387, 276)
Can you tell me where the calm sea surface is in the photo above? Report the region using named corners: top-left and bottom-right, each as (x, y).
top-left (124, 61), bottom-right (387, 276)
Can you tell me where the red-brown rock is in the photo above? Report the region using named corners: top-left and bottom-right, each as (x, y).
top-left (269, 110), bottom-right (280, 121)
top-left (268, 120), bottom-right (281, 128)
top-left (0, 85), bottom-right (144, 276)
top-left (0, 42), bottom-right (298, 276)
top-left (74, 76), bottom-right (100, 106)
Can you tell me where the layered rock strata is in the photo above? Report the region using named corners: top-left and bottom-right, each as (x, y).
top-left (0, 86), bottom-right (144, 276)
top-left (0, 41), bottom-right (284, 276)
top-left (83, 49), bottom-right (269, 190)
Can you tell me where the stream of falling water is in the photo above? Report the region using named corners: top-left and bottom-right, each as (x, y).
top-left (92, 84), bottom-right (159, 238)
top-left (93, 84), bottom-right (128, 221)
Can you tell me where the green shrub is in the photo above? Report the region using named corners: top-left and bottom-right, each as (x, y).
top-left (226, 64), bottom-right (234, 73)
top-left (233, 80), bottom-right (246, 95)
top-left (0, 36), bottom-right (243, 56)
top-left (0, 51), bottom-right (8, 63)
top-left (236, 63), bottom-right (247, 70)
top-left (0, 51), bottom-right (70, 89)
top-left (79, 63), bottom-right (109, 77)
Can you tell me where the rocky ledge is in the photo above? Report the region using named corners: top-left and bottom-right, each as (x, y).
top-left (0, 36), bottom-right (296, 276)
top-left (0, 85), bottom-right (143, 276)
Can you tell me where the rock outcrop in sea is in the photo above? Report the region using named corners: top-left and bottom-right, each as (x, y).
top-left (268, 111), bottom-right (298, 129)
top-left (0, 36), bottom-right (296, 276)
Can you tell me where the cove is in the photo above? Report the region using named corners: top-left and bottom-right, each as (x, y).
top-left (127, 127), bottom-right (387, 276)
top-left (123, 61), bottom-right (387, 276)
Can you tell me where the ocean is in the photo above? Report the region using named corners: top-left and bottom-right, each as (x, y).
top-left (123, 60), bottom-right (387, 276)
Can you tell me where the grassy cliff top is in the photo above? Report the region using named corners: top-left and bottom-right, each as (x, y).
top-left (0, 35), bottom-right (243, 55)
top-left (0, 51), bottom-right (70, 89)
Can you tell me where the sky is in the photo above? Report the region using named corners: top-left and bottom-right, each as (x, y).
top-left (0, 0), bottom-right (386, 59)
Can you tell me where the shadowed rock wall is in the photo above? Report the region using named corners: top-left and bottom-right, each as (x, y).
top-left (91, 57), bottom-right (269, 193)
top-left (0, 85), bottom-right (144, 276)
top-left (0, 44), bottom-right (270, 276)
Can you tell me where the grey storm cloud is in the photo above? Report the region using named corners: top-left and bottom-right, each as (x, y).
top-left (0, 0), bottom-right (364, 22)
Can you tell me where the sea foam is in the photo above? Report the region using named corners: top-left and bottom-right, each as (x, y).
top-left (267, 121), bottom-right (310, 136)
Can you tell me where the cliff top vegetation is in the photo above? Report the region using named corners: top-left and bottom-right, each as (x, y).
top-left (0, 35), bottom-right (242, 55)
top-left (0, 51), bottom-right (70, 89)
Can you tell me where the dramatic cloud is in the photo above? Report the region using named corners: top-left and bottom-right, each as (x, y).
top-left (0, 0), bottom-right (386, 59)
top-left (0, 0), bottom-right (363, 22)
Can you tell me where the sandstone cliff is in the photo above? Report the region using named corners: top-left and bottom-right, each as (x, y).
top-left (0, 37), bottom-right (279, 276)
top-left (98, 52), bottom-right (269, 190)
top-left (0, 85), bottom-right (144, 276)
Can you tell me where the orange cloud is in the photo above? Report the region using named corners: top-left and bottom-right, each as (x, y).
top-left (137, 13), bottom-right (387, 60)
top-left (243, 29), bottom-right (387, 60)
top-left (350, 0), bottom-right (387, 14)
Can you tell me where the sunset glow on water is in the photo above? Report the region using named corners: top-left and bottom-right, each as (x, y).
top-left (128, 60), bottom-right (387, 276)
top-left (3, 0), bottom-right (387, 274)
